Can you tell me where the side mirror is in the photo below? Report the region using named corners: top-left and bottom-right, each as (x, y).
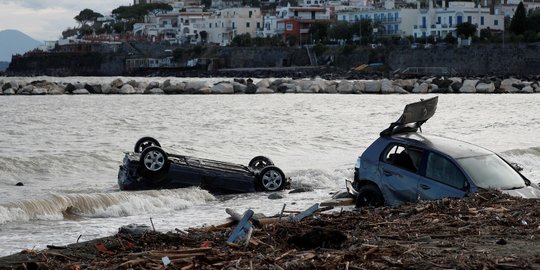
top-left (510, 162), bottom-right (524, 172)
top-left (463, 180), bottom-right (470, 192)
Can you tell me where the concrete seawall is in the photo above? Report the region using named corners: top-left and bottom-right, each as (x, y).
top-left (6, 44), bottom-right (540, 77)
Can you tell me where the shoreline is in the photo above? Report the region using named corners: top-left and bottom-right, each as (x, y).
top-left (1, 75), bottom-right (540, 95)
top-left (1, 190), bottom-right (539, 269)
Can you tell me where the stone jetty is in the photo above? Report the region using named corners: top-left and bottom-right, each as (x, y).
top-left (1, 76), bottom-right (540, 95)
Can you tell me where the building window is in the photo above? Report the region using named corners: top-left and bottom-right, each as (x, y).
top-left (437, 16), bottom-right (441, 24)
top-left (449, 16), bottom-right (453, 26)
top-left (209, 23), bottom-right (212, 28)
top-left (481, 16), bottom-right (484, 25)
top-left (249, 10), bottom-right (253, 18)
top-left (257, 22), bottom-right (260, 28)
top-left (422, 16), bottom-right (426, 28)
top-left (494, 19), bottom-right (498, 26)
top-left (286, 22), bottom-right (293, 31)
top-left (467, 16), bottom-right (471, 23)
top-left (246, 22), bottom-right (250, 28)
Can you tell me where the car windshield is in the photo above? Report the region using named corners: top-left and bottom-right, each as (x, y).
top-left (456, 154), bottom-right (525, 190)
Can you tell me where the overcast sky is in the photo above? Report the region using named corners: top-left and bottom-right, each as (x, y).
top-left (0, 0), bottom-right (133, 41)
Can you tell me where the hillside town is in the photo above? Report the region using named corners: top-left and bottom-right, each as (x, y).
top-left (6, 0), bottom-right (540, 77)
top-left (43, 0), bottom-right (537, 49)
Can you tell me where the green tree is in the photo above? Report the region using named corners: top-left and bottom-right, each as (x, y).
top-left (62, 27), bottom-right (79, 39)
top-left (444, 33), bottom-right (457, 44)
top-left (349, 19), bottom-right (373, 44)
top-left (146, 3), bottom-right (174, 16)
top-left (328, 21), bottom-right (352, 41)
top-left (309, 22), bottom-right (330, 43)
top-left (286, 35), bottom-right (298, 46)
top-left (199, 31), bottom-right (208, 43)
top-left (253, 36), bottom-right (285, 46)
top-left (509, 2), bottom-right (527, 35)
top-left (172, 48), bottom-right (184, 61)
top-left (455, 22), bottom-right (477, 38)
top-left (74, 9), bottom-right (103, 26)
top-left (202, 0), bottom-right (212, 9)
top-left (242, 0), bottom-right (261, 7)
top-left (112, 3), bottom-right (172, 21)
top-left (480, 27), bottom-right (493, 40)
top-left (231, 33), bottom-right (252, 46)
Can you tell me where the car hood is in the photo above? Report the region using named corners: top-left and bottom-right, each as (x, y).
top-left (501, 186), bottom-right (540, 199)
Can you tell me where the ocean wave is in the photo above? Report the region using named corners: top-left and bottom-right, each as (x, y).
top-left (0, 188), bottom-right (214, 224)
top-left (287, 168), bottom-right (353, 190)
top-left (0, 151), bottom-right (117, 184)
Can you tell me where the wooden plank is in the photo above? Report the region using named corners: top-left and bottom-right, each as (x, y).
top-left (290, 204), bottom-right (319, 222)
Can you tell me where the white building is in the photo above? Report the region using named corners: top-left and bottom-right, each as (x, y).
top-left (187, 8), bottom-right (263, 45)
top-left (412, 1), bottom-right (504, 40)
top-left (336, 3), bottom-right (418, 37)
top-left (276, 4), bottom-right (331, 20)
top-left (495, 1), bottom-right (540, 17)
top-left (258, 15), bottom-right (280, 37)
top-left (178, 9), bottom-right (213, 44)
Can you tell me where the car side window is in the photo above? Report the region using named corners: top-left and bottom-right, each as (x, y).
top-left (382, 145), bottom-right (423, 172)
top-left (425, 152), bottom-right (466, 190)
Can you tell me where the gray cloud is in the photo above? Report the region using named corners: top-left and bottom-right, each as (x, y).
top-left (0, 1), bottom-right (132, 14)
top-left (0, 1), bottom-right (132, 40)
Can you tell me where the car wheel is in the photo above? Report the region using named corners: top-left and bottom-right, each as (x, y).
top-left (140, 146), bottom-right (168, 174)
top-left (134, 137), bottom-right (161, 153)
top-left (258, 166), bottom-right (286, 192)
top-left (248, 156), bottom-right (274, 170)
top-left (355, 184), bottom-right (384, 207)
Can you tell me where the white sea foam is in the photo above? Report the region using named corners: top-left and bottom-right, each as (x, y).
top-left (0, 188), bottom-right (214, 224)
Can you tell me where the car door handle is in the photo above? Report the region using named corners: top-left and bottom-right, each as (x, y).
top-left (383, 170), bottom-right (401, 177)
top-left (420, 184), bottom-right (431, 190)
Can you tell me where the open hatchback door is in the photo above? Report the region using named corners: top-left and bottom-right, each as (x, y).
top-left (380, 96), bottom-right (438, 136)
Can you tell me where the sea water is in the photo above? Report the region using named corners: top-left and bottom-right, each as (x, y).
top-left (0, 93), bottom-right (539, 256)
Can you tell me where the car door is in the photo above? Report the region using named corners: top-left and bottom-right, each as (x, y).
top-left (416, 151), bottom-right (468, 201)
top-left (378, 144), bottom-right (424, 205)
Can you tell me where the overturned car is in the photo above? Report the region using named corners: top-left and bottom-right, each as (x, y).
top-left (351, 96), bottom-right (540, 207)
top-left (118, 137), bottom-right (289, 194)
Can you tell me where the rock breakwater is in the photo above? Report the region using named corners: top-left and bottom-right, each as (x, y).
top-left (1, 76), bottom-right (540, 95)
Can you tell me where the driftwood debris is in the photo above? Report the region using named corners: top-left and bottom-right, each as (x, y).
top-left (1, 190), bottom-right (539, 269)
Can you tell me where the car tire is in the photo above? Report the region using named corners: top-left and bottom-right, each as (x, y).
top-left (248, 156), bottom-right (274, 170)
top-left (258, 166), bottom-right (286, 192)
top-left (139, 146), bottom-right (169, 175)
top-left (134, 137), bottom-right (161, 153)
top-left (355, 184), bottom-right (384, 207)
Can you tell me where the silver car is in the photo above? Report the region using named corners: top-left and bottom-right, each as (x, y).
top-left (352, 97), bottom-right (540, 207)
